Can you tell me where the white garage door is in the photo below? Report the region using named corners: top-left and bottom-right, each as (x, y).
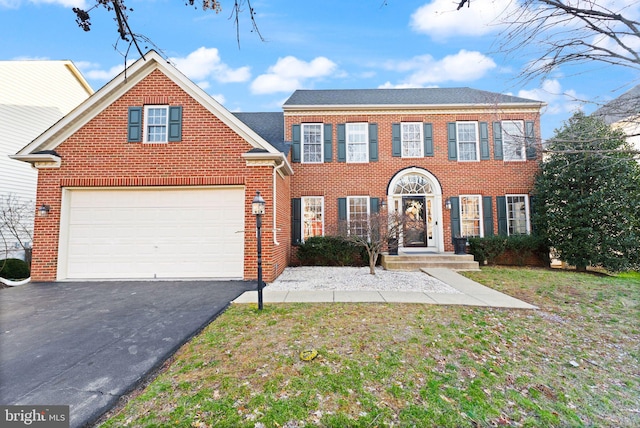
top-left (59, 187), bottom-right (245, 280)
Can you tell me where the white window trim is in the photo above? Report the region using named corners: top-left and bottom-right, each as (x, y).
top-left (502, 120), bottom-right (526, 162)
top-left (346, 123), bottom-right (369, 163)
top-left (506, 194), bottom-right (531, 235)
top-left (346, 196), bottom-right (370, 237)
top-left (301, 123), bottom-right (324, 164)
top-left (459, 194), bottom-right (484, 238)
top-left (401, 122), bottom-right (424, 158)
top-left (301, 196), bottom-right (324, 241)
top-left (456, 121), bottom-right (480, 162)
top-left (143, 105), bottom-right (169, 143)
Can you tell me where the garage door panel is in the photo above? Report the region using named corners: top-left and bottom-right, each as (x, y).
top-left (62, 187), bottom-right (245, 279)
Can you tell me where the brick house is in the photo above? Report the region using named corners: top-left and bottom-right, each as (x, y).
top-left (13, 51), bottom-right (545, 282)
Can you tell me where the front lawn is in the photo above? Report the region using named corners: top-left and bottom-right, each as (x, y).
top-left (99, 267), bottom-right (640, 427)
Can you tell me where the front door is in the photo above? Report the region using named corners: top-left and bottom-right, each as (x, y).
top-left (403, 196), bottom-right (427, 247)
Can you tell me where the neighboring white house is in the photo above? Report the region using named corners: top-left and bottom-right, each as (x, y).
top-left (0, 60), bottom-right (93, 260)
top-left (593, 84), bottom-right (640, 159)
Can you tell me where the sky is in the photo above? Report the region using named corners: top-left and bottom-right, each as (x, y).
top-left (1, 0), bottom-right (639, 139)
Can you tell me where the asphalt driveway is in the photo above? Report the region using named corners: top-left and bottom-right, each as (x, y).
top-left (0, 280), bottom-right (255, 427)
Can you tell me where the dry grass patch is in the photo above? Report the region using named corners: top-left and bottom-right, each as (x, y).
top-left (99, 268), bottom-right (640, 427)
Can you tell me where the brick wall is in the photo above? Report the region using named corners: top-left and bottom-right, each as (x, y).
top-left (284, 110), bottom-right (542, 251)
top-left (31, 69), bottom-right (286, 282)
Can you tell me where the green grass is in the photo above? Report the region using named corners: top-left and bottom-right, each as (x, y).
top-left (99, 267), bottom-right (640, 427)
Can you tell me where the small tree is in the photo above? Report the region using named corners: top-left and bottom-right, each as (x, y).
top-left (534, 112), bottom-right (640, 272)
top-left (338, 210), bottom-right (404, 275)
top-left (0, 195), bottom-right (35, 271)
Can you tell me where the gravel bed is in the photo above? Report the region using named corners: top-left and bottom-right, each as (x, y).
top-left (266, 266), bottom-right (461, 294)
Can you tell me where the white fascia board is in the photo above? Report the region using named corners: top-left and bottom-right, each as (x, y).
top-left (9, 153), bottom-right (61, 168)
top-left (241, 152), bottom-right (294, 176)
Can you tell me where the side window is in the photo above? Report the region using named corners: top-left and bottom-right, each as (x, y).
top-left (457, 122), bottom-right (479, 161)
top-left (144, 105), bottom-right (169, 143)
top-left (302, 196), bottom-right (324, 240)
top-left (459, 195), bottom-right (483, 237)
top-left (302, 123), bottom-right (323, 163)
top-left (506, 194), bottom-right (530, 235)
top-left (346, 123), bottom-right (369, 163)
top-left (401, 122), bottom-right (423, 158)
top-left (502, 120), bottom-right (525, 161)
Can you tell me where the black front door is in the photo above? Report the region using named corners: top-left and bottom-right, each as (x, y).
top-left (402, 196), bottom-right (426, 247)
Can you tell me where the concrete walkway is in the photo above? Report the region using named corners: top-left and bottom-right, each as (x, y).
top-left (233, 268), bottom-right (537, 309)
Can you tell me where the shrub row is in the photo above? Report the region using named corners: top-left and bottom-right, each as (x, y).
top-left (294, 236), bottom-right (370, 266)
top-left (467, 235), bottom-right (551, 267)
top-left (0, 258), bottom-right (31, 280)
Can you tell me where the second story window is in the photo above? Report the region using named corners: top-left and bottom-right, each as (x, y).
top-left (302, 123), bottom-right (323, 163)
top-left (457, 122), bottom-right (479, 161)
top-left (502, 120), bottom-right (526, 161)
top-left (144, 105), bottom-right (169, 143)
top-left (346, 123), bottom-right (369, 163)
top-left (402, 122), bottom-right (423, 157)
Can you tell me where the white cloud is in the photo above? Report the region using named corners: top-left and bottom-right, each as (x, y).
top-left (24, 0), bottom-right (87, 7)
top-left (170, 47), bottom-right (250, 83)
top-left (251, 56), bottom-right (338, 94)
top-left (384, 50), bottom-right (496, 86)
top-left (81, 63), bottom-right (127, 81)
top-left (518, 79), bottom-right (584, 115)
top-left (410, 0), bottom-right (514, 38)
top-left (210, 93), bottom-right (226, 105)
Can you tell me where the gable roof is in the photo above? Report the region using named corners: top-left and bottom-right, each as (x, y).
top-left (592, 84), bottom-right (640, 125)
top-left (13, 51), bottom-right (291, 174)
top-left (283, 87), bottom-right (544, 109)
top-left (233, 112), bottom-right (289, 155)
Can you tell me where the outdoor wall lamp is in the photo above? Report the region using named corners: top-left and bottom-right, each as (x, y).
top-left (380, 198), bottom-right (387, 209)
top-left (445, 198), bottom-right (452, 210)
top-left (38, 204), bottom-right (51, 217)
top-left (252, 191), bottom-right (266, 310)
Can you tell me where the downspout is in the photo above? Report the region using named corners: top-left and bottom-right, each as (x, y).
top-left (272, 161), bottom-right (286, 245)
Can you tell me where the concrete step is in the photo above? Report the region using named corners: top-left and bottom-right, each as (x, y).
top-left (380, 253), bottom-right (480, 271)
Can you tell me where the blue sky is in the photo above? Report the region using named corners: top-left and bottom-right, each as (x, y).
top-left (1, 0), bottom-right (638, 139)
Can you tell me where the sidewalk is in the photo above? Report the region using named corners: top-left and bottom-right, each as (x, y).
top-left (233, 268), bottom-right (537, 309)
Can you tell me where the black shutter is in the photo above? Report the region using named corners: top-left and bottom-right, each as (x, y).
top-left (424, 123), bottom-right (434, 157)
top-left (497, 196), bottom-right (507, 236)
top-left (324, 123), bottom-right (333, 162)
top-left (480, 122), bottom-right (490, 160)
top-left (369, 123), bottom-right (378, 162)
top-left (483, 196), bottom-right (493, 236)
top-left (291, 198), bottom-right (302, 244)
top-left (447, 122), bottom-right (457, 160)
top-left (392, 123), bottom-right (401, 157)
top-left (450, 196), bottom-right (460, 242)
top-left (525, 121), bottom-right (537, 160)
top-left (370, 197), bottom-right (379, 214)
top-left (127, 107), bottom-right (142, 142)
top-left (292, 124), bottom-right (301, 163)
top-left (493, 122), bottom-right (503, 160)
top-left (168, 106), bottom-right (182, 142)
top-left (337, 124), bottom-right (346, 162)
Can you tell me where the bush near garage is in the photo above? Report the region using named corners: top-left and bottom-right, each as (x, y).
top-left (294, 236), bottom-right (370, 267)
top-left (468, 235), bottom-right (550, 267)
top-left (0, 258), bottom-right (31, 280)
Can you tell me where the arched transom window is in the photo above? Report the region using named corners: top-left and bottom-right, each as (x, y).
top-left (393, 174), bottom-right (433, 195)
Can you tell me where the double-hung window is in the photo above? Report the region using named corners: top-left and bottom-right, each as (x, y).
top-left (347, 196), bottom-right (370, 238)
top-left (302, 123), bottom-right (323, 163)
top-left (502, 120), bottom-right (525, 161)
top-left (144, 105), bottom-right (169, 143)
top-left (460, 195), bottom-right (483, 237)
top-left (302, 196), bottom-right (324, 240)
top-left (506, 195), bottom-right (530, 235)
top-left (457, 122), bottom-right (479, 161)
top-left (401, 122), bottom-right (423, 157)
top-left (346, 123), bottom-right (368, 163)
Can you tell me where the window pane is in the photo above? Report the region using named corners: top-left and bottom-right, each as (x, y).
top-left (146, 107), bottom-right (168, 142)
top-left (503, 121), bottom-right (525, 161)
top-left (507, 195), bottom-right (529, 235)
top-left (303, 197), bottom-right (323, 240)
top-left (457, 123), bottom-right (478, 161)
top-left (460, 195), bottom-right (481, 237)
top-left (346, 123), bottom-right (368, 162)
top-left (303, 124), bottom-right (322, 163)
top-left (401, 123), bottom-right (422, 157)
top-left (348, 196), bottom-right (369, 237)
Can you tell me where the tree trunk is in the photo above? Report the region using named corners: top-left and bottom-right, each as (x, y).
top-left (576, 265), bottom-right (587, 272)
top-left (369, 250), bottom-right (377, 275)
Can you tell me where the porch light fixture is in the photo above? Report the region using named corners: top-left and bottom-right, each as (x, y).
top-left (252, 191), bottom-right (266, 310)
top-left (445, 198), bottom-right (452, 210)
top-left (38, 204), bottom-right (51, 217)
top-left (380, 198), bottom-right (386, 209)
